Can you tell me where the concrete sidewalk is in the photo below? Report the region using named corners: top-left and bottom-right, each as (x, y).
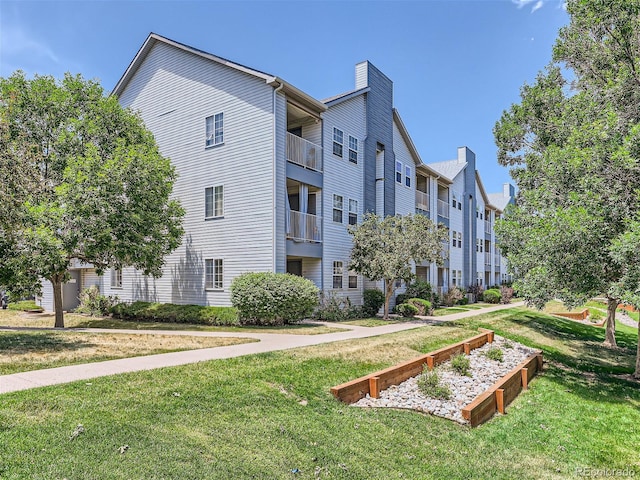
top-left (0, 302), bottom-right (525, 395)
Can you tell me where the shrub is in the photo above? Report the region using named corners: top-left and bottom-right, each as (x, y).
top-left (485, 347), bottom-right (504, 362)
top-left (111, 301), bottom-right (239, 325)
top-left (314, 293), bottom-right (362, 322)
top-left (230, 272), bottom-right (319, 325)
top-left (394, 303), bottom-right (419, 317)
top-left (443, 286), bottom-right (464, 307)
top-left (395, 293), bottom-right (410, 306)
top-left (589, 309), bottom-right (605, 322)
top-left (467, 284), bottom-right (484, 300)
top-left (405, 281), bottom-right (435, 301)
top-left (417, 368), bottom-right (451, 399)
top-left (450, 353), bottom-right (471, 376)
top-left (7, 300), bottom-right (43, 312)
top-left (500, 286), bottom-right (514, 304)
top-left (457, 296), bottom-right (469, 306)
top-left (76, 286), bottom-right (119, 316)
top-left (362, 289), bottom-right (385, 317)
top-left (482, 288), bottom-right (501, 304)
top-left (407, 298), bottom-right (432, 315)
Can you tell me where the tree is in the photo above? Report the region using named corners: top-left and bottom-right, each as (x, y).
top-left (494, 0), bottom-right (640, 349)
top-left (348, 213), bottom-right (448, 319)
top-left (609, 222), bottom-right (640, 378)
top-left (0, 71), bottom-right (184, 327)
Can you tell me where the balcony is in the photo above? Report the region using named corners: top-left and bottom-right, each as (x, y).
top-left (287, 133), bottom-right (322, 172)
top-left (437, 199), bottom-right (449, 218)
top-left (485, 252), bottom-right (492, 266)
top-left (416, 191), bottom-right (430, 212)
top-left (485, 220), bottom-right (492, 234)
top-left (287, 211), bottom-right (322, 243)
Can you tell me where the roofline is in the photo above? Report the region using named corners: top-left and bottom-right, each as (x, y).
top-left (475, 171), bottom-right (503, 211)
top-left (323, 87), bottom-right (370, 106)
top-left (112, 33), bottom-right (326, 113)
top-left (392, 109), bottom-right (448, 182)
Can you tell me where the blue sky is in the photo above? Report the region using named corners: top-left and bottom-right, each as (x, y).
top-left (0, 0), bottom-right (569, 195)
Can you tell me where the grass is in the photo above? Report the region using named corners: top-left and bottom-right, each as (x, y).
top-left (0, 307), bottom-right (638, 479)
top-left (7, 300), bottom-right (43, 312)
top-left (0, 330), bottom-right (255, 375)
top-left (432, 303), bottom-right (497, 316)
top-left (339, 318), bottom-right (399, 327)
top-left (0, 310), bottom-right (346, 335)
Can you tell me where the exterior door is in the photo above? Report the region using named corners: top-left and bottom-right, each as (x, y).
top-left (287, 260), bottom-right (303, 277)
top-left (62, 270), bottom-right (81, 311)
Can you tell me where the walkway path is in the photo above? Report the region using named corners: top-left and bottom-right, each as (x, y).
top-left (0, 302), bottom-right (525, 395)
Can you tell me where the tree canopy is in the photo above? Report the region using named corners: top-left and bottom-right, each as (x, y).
top-left (0, 71), bottom-right (184, 327)
top-left (348, 213), bottom-right (448, 319)
top-left (494, 0), bottom-right (640, 370)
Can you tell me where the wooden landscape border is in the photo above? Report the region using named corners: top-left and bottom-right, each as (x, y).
top-left (330, 329), bottom-right (494, 404)
top-left (461, 351), bottom-right (543, 427)
top-left (552, 309), bottom-right (589, 321)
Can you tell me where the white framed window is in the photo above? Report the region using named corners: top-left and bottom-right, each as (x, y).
top-left (348, 269), bottom-right (358, 289)
top-left (396, 161), bottom-right (402, 183)
top-left (333, 261), bottom-right (343, 289)
top-left (111, 268), bottom-right (122, 288)
top-left (205, 259), bottom-right (223, 290)
top-left (405, 165), bottom-right (411, 187)
top-left (333, 128), bottom-right (343, 157)
top-left (451, 270), bottom-right (458, 286)
top-left (205, 112), bottom-right (224, 147)
top-left (452, 230), bottom-right (457, 248)
top-left (205, 185), bottom-right (224, 219)
top-left (457, 232), bottom-right (462, 248)
top-left (348, 135), bottom-right (358, 164)
top-left (452, 192), bottom-right (458, 209)
top-left (348, 199), bottom-right (358, 226)
top-left (333, 194), bottom-right (343, 223)
top-left (477, 272), bottom-right (483, 286)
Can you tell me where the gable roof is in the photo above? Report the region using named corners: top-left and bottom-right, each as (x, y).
top-left (112, 33), bottom-right (326, 114)
top-left (427, 159), bottom-right (467, 181)
top-left (322, 87), bottom-right (370, 106)
top-left (487, 192), bottom-right (512, 211)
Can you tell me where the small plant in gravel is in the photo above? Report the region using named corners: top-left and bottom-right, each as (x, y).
top-left (417, 368), bottom-right (451, 400)
top-left (450, 353), bottom-right (471, 376)
top-left (503, 340), bottom-right (514, 349)
top-left (485, 346), bottom-right (504, 362)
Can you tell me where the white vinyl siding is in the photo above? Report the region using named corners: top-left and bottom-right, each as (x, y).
top-left (392, 121), bottom-right (417, 215)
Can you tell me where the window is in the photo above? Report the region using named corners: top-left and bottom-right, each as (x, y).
top-left (348, 199), bottom-right (358, 225)
top-left (333, 128), bottom-right (343, 157)
top-left (333, 195), bottom-right (343, 223)
top-left (333, 261), bottom-right (343, 289)
top-left (452, 230), bottom-right (457, 248)
top-left (348, 269), bottom-right (358, 289)
top-left (205, 185), bottom-right (224, 218)
top-left (457, 232), bottom-right (462, 248)
top-left (477, 273), bottom-right (483, 286)
top-left (451, 270), bottom-right (459, 286)
top-left (111, 268), bottom-right (122, 288)
top-left (452, 192), bottom-right (458, 209)
top-left (348, 135), bottom-right (358, 164)
top-left (396, 161), bottom-right (402, 183)
top-left (205, 113), bottom-right (224, 147)
top-left (405, 165), bottom-right (411, 187)
top-left (205, 259), bottom-right (223, 289)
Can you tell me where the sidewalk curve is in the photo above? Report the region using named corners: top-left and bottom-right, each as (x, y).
top-left (0, 302), bottom-right (525, 395)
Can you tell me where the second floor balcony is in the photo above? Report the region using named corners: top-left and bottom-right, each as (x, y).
top-left (485, 220), bottom-right (492, 234)
top-left (416, 191), bottom-right (430, 212)
top-left (485, 252), bottom-right (492, 266)
top-left (287, 132), bottom-right (322, 172)
top-left (437, 199), bottom-right (449, 218)
top-left (286, 210), bottom-right (322, 243)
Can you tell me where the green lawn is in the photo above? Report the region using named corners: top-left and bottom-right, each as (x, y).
top-left (0, 307), bottom-right (638, 479)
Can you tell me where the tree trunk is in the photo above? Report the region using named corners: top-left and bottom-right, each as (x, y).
top-left (383, 280), bottom-right (394, 320)
top-left (52, 275), bottom-right (65, 328)
top-left (604, 296), bottom-right (617, 348)
top-left (635, 318), bottom-right (640, 379)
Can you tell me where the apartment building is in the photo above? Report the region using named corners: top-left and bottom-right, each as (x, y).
top-left (36, 33), bottom-right (513, 311)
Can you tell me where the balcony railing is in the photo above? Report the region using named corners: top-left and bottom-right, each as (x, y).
top-left (287, 211), bottom-right (322, 243)
top-left (485, 252), bottom-right (492, 266)
top-left (416, 191), bottom-right (430, 212)
top-left (437, 199), bottom-right (449, 218)
top-left (286, 133), bottom-right (322, 172)
top-left (485, 220), bottom-right (492, 234)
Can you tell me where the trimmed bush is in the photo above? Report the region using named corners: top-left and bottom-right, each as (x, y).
top-left (363, 289), bottom-right (385, 317)
top-left (482, 289), bottom-right (501, 304)
top-left (111, 301), bottom-right (238, 326)
top-left (7, 300), bottom-right (43, 312)
top-left (230, 272), bottom-right (319, 326)
top-left (407, 297), bottom-right (432, 315)
top-left (394, 303), bottom-right (419, 317)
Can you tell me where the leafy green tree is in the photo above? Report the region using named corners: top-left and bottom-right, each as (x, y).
top-left (494, 0), bottom-right (640, 348)
top-left (348, 213), bottom-right (448, 319)
top-left (0, 71), bottom-right (184, 327)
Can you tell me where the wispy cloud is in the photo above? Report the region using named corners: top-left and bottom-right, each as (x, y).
top-left (512, 0), bottom-right (546, 13)
top-left (1, 25), bottom-right (59, 63)
top-left (531, 1), bottom-right (544, 13)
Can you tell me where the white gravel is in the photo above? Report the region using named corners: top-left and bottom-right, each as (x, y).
top-left (352, 336), bottom-right (538, 424)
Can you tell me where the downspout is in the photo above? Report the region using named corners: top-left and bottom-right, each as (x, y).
top-left (272, 81), bottom-right (285, 273)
